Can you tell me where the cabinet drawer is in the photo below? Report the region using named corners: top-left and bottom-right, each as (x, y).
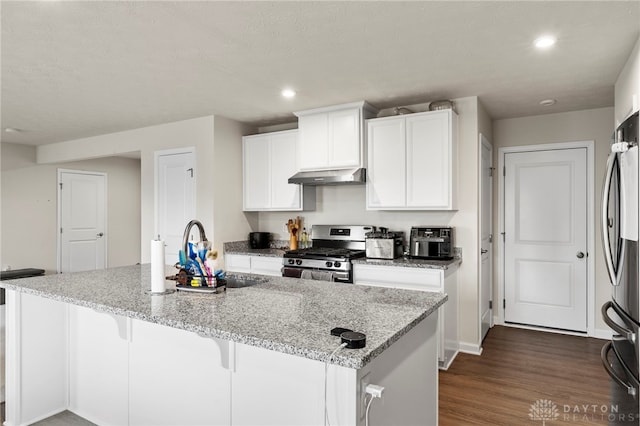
top-left (225, 254), bottom-right (251, 273)
top-left (354, 264), bottom-right (443, 292)
top-left (250, 256), bottom-right (282, 277)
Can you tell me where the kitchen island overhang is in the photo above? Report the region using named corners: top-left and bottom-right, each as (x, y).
top-left (3, 264), bottom-right (445, 426)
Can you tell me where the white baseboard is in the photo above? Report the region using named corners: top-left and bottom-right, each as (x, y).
top-left (458, 341), bottom-right (483, 356)
top-left (592, 328), bottom-right (613, 340)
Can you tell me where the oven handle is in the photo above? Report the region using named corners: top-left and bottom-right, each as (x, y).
top-left (601, 341), bottom-right (637, 396)
top-left (602, 152), bottom-right (620, 286)
top-left (602, 301), bottom-right (636, 343)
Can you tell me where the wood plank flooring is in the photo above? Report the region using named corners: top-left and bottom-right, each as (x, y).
top-left (439, 325), bottom-right (611, 425)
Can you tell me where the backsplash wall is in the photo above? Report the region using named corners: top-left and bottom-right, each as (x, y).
top-left (257, 184), bottom-right (456, 245)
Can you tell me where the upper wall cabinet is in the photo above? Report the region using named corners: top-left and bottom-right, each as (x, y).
top-left (366, 109), bottom-right (458, 210)
top-left (243, 130), bottom-right (315, 211)
top-left (294, 101), bottom-right (378, 171)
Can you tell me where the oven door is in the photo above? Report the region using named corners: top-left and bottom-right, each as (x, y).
top-left (282, 266), bottom-right (351, 283)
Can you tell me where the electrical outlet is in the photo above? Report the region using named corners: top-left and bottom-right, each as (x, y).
top-left (359, 372), bottom-right (371, 420)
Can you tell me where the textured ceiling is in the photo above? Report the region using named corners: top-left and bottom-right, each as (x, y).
top-left (1, 1), bottom-right (639, 146)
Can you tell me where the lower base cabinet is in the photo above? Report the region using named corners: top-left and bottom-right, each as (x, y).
top-left (225, 254), bottom-right (282, 276)
top-left (70, 307), bottom-right (233, 426)
top-left (6, 289), bottom-right (440, 426)
top-left (354, 263), bottom-right (459, 369)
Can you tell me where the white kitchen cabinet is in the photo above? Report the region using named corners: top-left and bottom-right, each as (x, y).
top-left (226, 254), bottom-right (282, 276)
top-left (294, 101), bottom-right (378, 171)
top-left (243, 129), bottom-right (315, 211)
top-left (68, 305), bottom-right (129, 426)
top-left (354, 263), bottom-right (459, 369)
top-left (129, 319), bottom-right (231, 426)
top-left (367, 109), bottom-right (458, 210)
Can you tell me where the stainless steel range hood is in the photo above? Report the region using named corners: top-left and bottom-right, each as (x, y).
top-left (288, 168), bottom-right (366, 185)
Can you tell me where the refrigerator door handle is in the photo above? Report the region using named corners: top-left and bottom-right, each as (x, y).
top-left (602, 301), bottom-right (636, 343)
top-left (601, 341), bottom-right (637, 396)
top-left (601, 152), bottom-right (624, 286)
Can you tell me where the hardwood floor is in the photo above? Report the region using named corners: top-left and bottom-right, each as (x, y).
top-left (439, 326), bottom-right (612, 425)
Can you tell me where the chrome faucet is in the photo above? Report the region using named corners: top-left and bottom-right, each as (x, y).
top-left (182, 219), bottom-right (209, 257)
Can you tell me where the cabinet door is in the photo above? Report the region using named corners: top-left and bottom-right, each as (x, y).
top-left (298, 113), bottom-right (329, 170)
top-left (243, 135), bottom-right (270, 210)
top-left (406, 111), bottom-right (452, 208)
top-left (367, 118), bottom-right (406, 208)
top-left (328, 107), bottom-right (361, 168)
top-left (68, 305), bottom-right (129, 426)
top-left (129, 319), bottom-right (231, 425)
top-left (270, 131), bottom-right (302, 209)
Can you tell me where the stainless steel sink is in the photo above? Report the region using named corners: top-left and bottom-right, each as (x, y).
top-left (225, 276), bottom-right (268, 288)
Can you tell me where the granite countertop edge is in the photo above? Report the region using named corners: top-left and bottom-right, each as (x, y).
top-left (351, 256), bottom-right (462, 270)
top-left (224, 240), bottom-right (288, 257)
top-left (1, 268), bottom-right (446, 370)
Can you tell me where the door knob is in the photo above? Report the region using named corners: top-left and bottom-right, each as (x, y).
top-left (576, 251), bottom-right (585, 259)
top-left (97, 232), bottom-right (104, 238)
top-left (481, 249), bottom-right (488, 254)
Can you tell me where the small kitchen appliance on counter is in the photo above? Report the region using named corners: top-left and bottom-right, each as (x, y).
top-left (249, 232), bottom-right (271, 249)
top-left (410, 227), bottom-right (454, 260)
top-left (365, 228), bottom-right (404, 259)
top-left (282, 225), bottom-right (374, 283)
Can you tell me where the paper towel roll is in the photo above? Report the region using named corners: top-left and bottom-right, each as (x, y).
top-left (150, 239), bottom-right (166, 293)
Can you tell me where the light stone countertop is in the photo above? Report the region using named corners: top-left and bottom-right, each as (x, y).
top-left (224, 240), bottom-right (462, 270)
top-left (1, 264), bottom-right (446, 369)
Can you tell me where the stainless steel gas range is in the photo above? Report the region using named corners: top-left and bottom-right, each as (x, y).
top-left (282, 225), bottom-right (374, 283)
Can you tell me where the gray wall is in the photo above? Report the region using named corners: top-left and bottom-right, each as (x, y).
top-left (1, 142), bottom-right (141, 273)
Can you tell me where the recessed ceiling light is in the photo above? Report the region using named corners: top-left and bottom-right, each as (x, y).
top-left (539, 99), bottom-right (557, 107)
top-left (534, 36), bottom-right (556, 49)
top-left (281, 89), bottom-right (296, 99)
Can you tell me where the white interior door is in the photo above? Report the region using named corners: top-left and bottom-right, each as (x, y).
top-left (504, 148), bottom-right (587, 332)
top-left (59, 170), bottom-right (107, 273)
top-left (480, 135), bottom-right (493, 341)
top-left (156, 150), bottom-right (195, 266)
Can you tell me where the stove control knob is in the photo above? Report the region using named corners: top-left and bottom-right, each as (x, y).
top-left (325, 261), bottom-right (333, 268)
top-left (288, 259), bottom-right (295, 265)
top-left (334, 261), bottom-right (341, 268)
top-left (296, 259), bottom-right (302, 266)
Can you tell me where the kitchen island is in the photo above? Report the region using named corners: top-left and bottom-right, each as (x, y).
top-left (2, 264), bottom-right (445, 426)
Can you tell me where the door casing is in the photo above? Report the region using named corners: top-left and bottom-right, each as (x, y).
top-left (480, 134), bottom-right (493, 342)
top-left (497, 140), bottom-right (595, 336)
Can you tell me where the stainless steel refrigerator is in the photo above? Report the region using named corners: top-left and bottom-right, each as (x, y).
top-left (602, 111), bottom-right (639, 424)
